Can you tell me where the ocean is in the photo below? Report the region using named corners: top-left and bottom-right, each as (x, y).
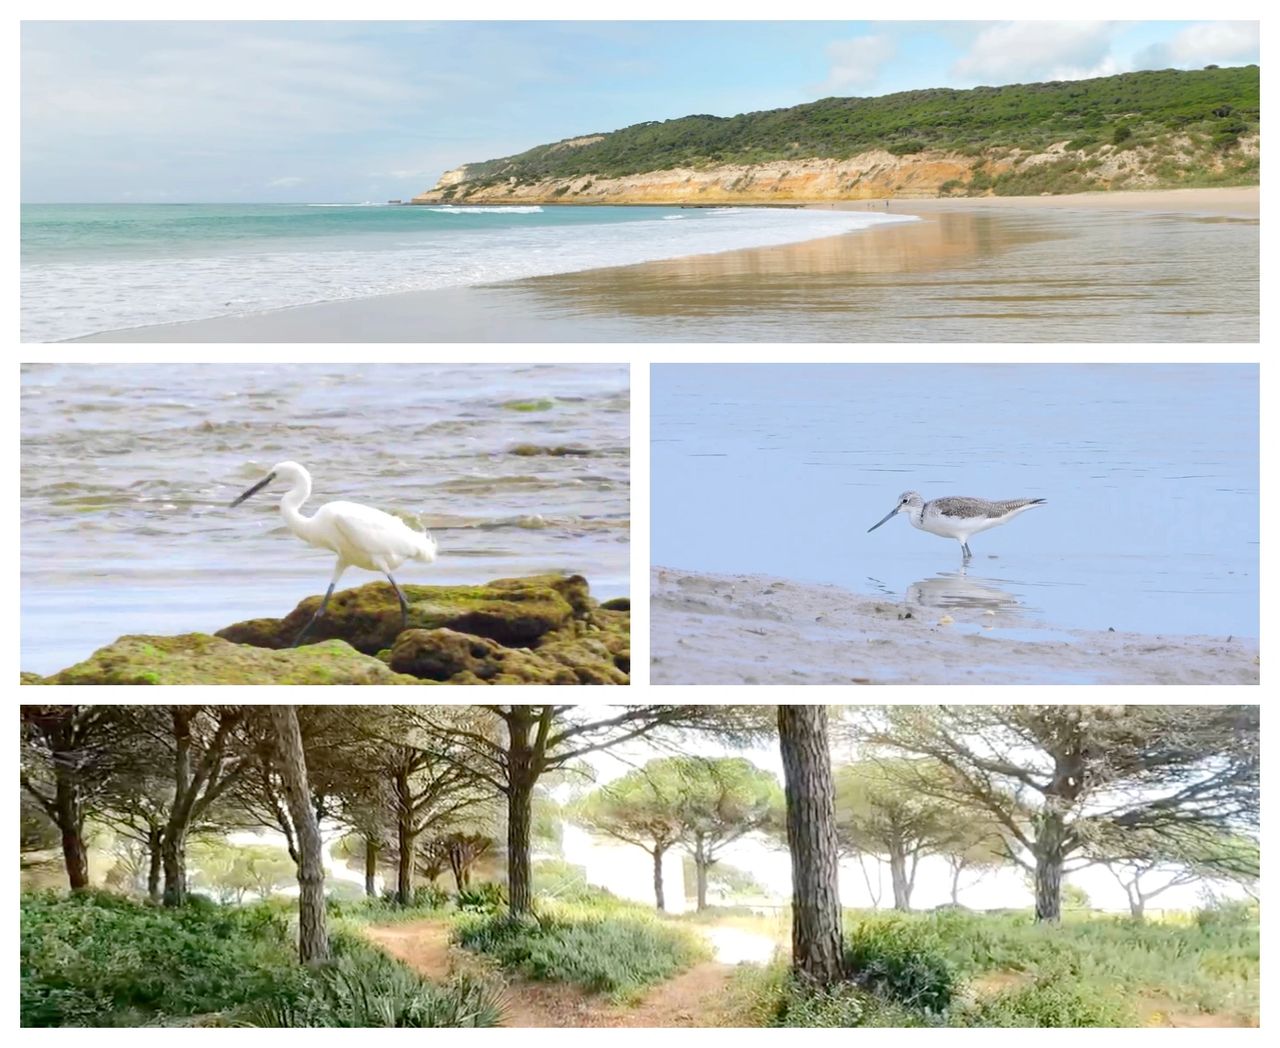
top-left (19, 203), bottom-right (912, 341)
top-left (652, 364), bottom-right (1259, 640)
top-left (21, 363), bottom-right (630, 675)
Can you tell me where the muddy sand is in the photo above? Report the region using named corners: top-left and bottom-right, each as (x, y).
top-left (650, 567), bottom-right (1259, 686)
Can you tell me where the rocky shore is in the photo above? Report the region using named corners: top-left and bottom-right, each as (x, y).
top-left (25, 574), bottom-right (629, 685)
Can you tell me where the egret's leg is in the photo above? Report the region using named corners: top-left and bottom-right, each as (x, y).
top-left (293, 561), bottom-right (347, 648)
top-left (386, 574), bottom-right (411, 631)
top-left (961, 542), bottom-right (973, 562)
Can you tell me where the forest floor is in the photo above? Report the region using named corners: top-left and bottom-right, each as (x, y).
top-left (363, 917), bottom-right (750, 1027)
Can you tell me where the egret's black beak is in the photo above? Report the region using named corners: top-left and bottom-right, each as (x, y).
top-left (867, 506), bottom-right (899, 533)
top-left (230, 472), bottom-right (275, 508)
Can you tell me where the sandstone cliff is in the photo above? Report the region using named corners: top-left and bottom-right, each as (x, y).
top-left (414, 137), bottom-right (1259, 206)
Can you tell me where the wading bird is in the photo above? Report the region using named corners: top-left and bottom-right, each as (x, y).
top-left (230, 461), bottom-right (437, 646)
top-left (867, 491), bottom-right (1046, 561)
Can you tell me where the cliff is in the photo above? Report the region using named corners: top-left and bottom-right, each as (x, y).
top-left (413, 66), bottom-right (1259, 204)
top-left (414, 137), bottom-right (1259, 205)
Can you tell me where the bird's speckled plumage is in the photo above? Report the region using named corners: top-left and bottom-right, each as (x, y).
top-left (867, 490), bottom-right (1046, 560)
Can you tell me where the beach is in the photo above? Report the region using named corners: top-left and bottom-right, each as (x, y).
top-left (651, 568), bottom-right (1260, 685)
top-left (65, 186), bottom-right (1258, 343)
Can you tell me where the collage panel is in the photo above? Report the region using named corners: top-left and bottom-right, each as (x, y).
top-left (651, 363), bottom-right (1259, 685)
top-left (15, 12), bottom-right (1264, 1038)
top-left (20, 363), bottom-right (631, 685)
top-left (20, 704), bottom-right (1260, 1028)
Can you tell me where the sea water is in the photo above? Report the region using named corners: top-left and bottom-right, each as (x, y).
top-left (651, 364), bottom-right (1258, 639)
top-left (21, 363), bottom-right (630, 674)
top-left (20, 203), bottom-right (913, 341)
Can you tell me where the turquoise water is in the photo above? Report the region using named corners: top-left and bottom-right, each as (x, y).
top-left (20, 202), bottom-right (910, 340)
top-left (652, 364), bottom-right (1258, 639)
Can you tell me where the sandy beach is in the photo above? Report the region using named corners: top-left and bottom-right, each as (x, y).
top-left (72, 186), bottom-right (1257, 342)
top-left (650, 567), bottom-right (1260, 686)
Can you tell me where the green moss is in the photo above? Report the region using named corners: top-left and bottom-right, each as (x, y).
top-left (502, 398), bottom-right (555, 412)
top-left (42, 634), bottom-right (422, 686)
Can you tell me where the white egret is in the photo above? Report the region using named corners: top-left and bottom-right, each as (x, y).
top-left (868, 491), bottom-right (1046, 561)
top-left (230, 461), bottom-right (437, 646)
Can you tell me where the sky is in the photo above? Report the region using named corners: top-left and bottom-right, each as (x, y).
top-left (21, 20), bottom-right (1260, 203)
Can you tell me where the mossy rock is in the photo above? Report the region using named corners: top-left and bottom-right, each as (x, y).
top-left (36, 634), bottom-right (422, 685)
top-left (389, 626), bottom-right (627, 685)
top-left (600, 596), bottom-right (630, 611)
top-left (217, 574), bottom-right (591, 653)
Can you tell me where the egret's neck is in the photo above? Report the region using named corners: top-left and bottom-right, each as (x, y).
top-left (906, 504), bottom-right (925, 528)
top-left (279, 473), bottom-right (317, 541)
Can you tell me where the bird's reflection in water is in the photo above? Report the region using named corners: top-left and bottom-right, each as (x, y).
top-left (904, 570), bottom-right (1027, 616)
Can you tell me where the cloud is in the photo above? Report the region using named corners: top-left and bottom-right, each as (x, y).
top-left (951, 21), bottom-right (1121, 84)
top-left (1136, 21), bottom-right (1259, 70)
top-left (817, 35), bottom-right (895, 95)
top-left (267, 176), bottom-right (304, 188)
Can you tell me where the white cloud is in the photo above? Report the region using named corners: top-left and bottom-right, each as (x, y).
top-left (1136, 21), bottom-right (1259, 70)
top-left (951, 21), bottom-right (1121, 84)
top-left (818, 35), bottom-right (895, 95)
top-left (266, 176), bottom-right (304, 188)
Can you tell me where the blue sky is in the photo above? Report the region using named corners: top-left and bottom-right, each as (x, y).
top-left (21, 20), bottom-right (1260, 202)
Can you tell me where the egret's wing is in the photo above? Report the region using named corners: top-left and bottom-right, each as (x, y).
top-left (324, 501), bottom-right (437, 566)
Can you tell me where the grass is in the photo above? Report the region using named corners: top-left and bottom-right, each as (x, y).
top-left (452, 898), bottom-right (711, 1001)
top-left (722, 904), bottom-right (1259, 1028)
top-left (20, 890), bottom-right (500, 1028)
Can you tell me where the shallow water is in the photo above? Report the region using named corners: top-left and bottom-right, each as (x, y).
top-left (21, 363), bottom-right (629, 674)
top-left (652, 364), bottom-right (1258, 639)
top-left (20, 203), bottom-right (908, 341)
top-left (505, 206), bottom-right (1260, 342)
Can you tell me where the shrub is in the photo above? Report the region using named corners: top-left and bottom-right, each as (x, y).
top-left (453, 903), bottom-right (708, 1000)
top-left (456, 882), bottom-right (506, 914)
top-left (1194, 898), bottom-right (1257, 931)
top-left (247, 937), bottom-right (503, 1028)
top-left (844, 914), bottom-right (958, 1012)
top-left (20, 891), bottom-right (304, 1027)
top-left (969, 977), bottom-right (1137, 1027)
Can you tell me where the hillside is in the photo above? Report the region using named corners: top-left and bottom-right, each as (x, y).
top-left (415, 66), bottom-right (1259, 203)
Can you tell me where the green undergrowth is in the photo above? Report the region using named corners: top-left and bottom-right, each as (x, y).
top-left (452, 898), bottom-right (711, 1001)
top-left (723, 904), bottom-right (1258, 1028)
top-left (20, 890), bottom-right (501, 1028)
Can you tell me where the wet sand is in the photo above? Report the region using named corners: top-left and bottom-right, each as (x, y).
top-left (75, 187), bottom-right (1258, 343)
top-left (650, 568), bottom-right (1260, 686)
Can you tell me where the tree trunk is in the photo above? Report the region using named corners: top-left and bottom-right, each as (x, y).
top-left (1033, 808), bottom-right (1066, 922)
top-left (364, 838), bottom-right (378, 898)
top-left (54, 777), bottom-right (89, 891)
top-left (888, 847), bottom-right (912, 911)
top-left (270, 706), bottom-right (330, 966)
top-left (950, 864), bottom-right (962, 906)
top-left (396, 815), bottom-right (416, 906)
top-left (507, 774), bottom-right (534, 916)
top-left (147, 830), bottom-right (163, 903)
top-left (162, 831), bottom-right (187, 906)
top-left (652, 846), bottom-right (666, 912)
top-left (694, 837), bottom-right (710, 911)
top-left (777, 705), bottom-right (845, 986)
top-left (448, 842), bottom-right (466, 894)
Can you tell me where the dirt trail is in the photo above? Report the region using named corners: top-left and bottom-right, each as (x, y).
top-left (363, 918), bottom-right (736, 1028)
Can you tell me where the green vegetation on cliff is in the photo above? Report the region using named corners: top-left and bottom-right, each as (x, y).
top-left (446, 66), bottom-right (1259, 190)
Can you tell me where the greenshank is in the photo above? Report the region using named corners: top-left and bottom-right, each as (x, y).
top-left (868, 491), bottom-right (1046, 561)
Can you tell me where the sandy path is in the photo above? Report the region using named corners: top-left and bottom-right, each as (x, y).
top-left (650, 567), bottom-right (1259, 685)
top-left (363, 918), bottom-right (737, 1028)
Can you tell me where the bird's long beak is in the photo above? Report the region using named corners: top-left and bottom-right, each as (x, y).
top-left (867, 506), bottom-right (899, 533)
top-left (230, 471), bottom-right (276, 508)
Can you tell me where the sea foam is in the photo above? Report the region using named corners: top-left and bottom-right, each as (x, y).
top-left (22, 207), bottom-right (916, 341)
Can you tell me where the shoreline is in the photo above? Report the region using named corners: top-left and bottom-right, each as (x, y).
top-left (64, 185), bottom-right (1257, 342)
top-left (650, 567), bottom-right (1259, 686)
